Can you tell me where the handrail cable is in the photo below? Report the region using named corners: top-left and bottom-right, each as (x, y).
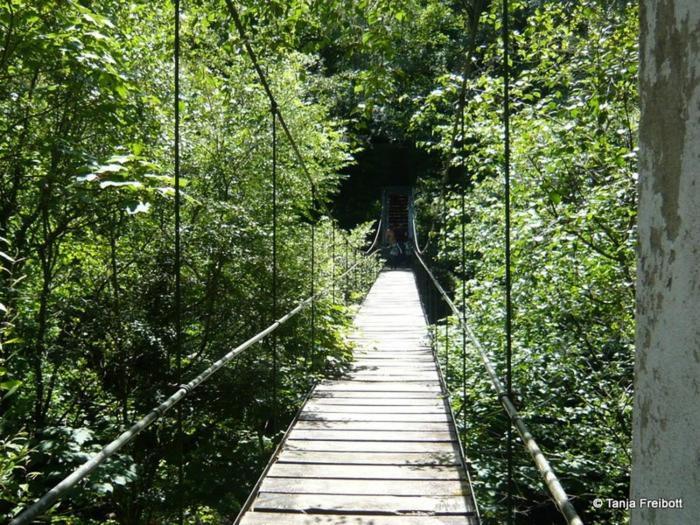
top-left (412, 248), bottom-right (583, 525)
top-left (8, 256), bottom-right (375, 525)
top-left (423, 288), bottom-right (482, 525)
top-left (410, 210), bottom-right (430, 256)
top-left (364, 217), bottom-right (382, 254)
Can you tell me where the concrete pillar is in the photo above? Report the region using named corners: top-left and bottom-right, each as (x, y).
top-left (632, 1), bottom-right (700, 524)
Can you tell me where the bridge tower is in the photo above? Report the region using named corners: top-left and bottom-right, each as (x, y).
top-left (380, 186), bottom-right (414, 246)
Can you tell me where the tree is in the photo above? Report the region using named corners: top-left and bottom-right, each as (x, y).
top-left (631, 1), bottom-right (700, 523)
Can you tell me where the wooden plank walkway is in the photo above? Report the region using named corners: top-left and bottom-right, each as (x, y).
top-left (238, 269), bottom-right (478, 525)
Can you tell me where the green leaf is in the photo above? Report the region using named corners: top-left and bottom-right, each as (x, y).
top-left (0, 379), bottom-right (22, 391)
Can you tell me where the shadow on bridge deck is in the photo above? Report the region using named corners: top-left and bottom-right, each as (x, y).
top-left (237, 269), bottom-right (478, 525)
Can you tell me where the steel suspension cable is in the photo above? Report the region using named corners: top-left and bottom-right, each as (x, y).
top-left (310, 217), bottom-right (316, 368)
top-left (459, 67), bottom-right (468, 441)
top-left (344, 237), bottom-right (349, 304)
top-left (173, 1), bottom-right (184, 522)
top-left (442, 191), bottom-right (449, 383)
top-left (502, 0), bottom-right (514, 522)
top-left (442, 0), bottom-right (487, 189)
top-left (461, 188), bottom-right (467, 437)
top-left (414, 1), bottom-right (487, 260)
top-left (223, 0), bottom-right (317, 197)
top-left (331, 222), bottom-right (336, 303)
top-left (353, 243), bottom-right (357, 292)
top-left (271, 102), bottom-right (278, 432)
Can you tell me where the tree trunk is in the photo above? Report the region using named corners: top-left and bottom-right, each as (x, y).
top-left (632, 1), bottom-right (700, 523)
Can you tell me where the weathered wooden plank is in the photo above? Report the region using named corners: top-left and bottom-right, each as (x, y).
top-left (353, 352), bottom-right (434, 358)
top-left (252, 493), bottom-right (472, 514)
top-left (352, 355), bottom-right (434, 361)
top-left (353, 349), bottom-right (433, 354)
top-left (267, 463), bottom-right (465, 480)
top-left (350, 361), bottom-right (436, 367)
top-left (354, 345), bottom-right (430, 348)
top-left (352, 352), bottom-right (431, 357)
top-left (354, 320), bottom-right (426, 325)
top-left (352, 337), bottom-right (430, 342)
top-left (352, 333), bottom-right (428, 338)
top-left (354, 343), bottom-right (433, 357)
top-left (349, 365), bottom-right (438, 372)
top-left (294, 420), bottom-right (452, 432)
top-left (349, 340), bottom-right (431, 345)
top-left (352, 361), bottom-right (436, 367)
top-left (354, 341), bottom-right (429, 344)
top-left (286, 429), bottom-right (455, 442)
top-left (350, 363), bottom-right (437, 370)
top-left (316, 381), bottom-right (441, 392)
top-left (283, 440), bottom-right (460, 453)
top-left (240, 513), bottom-right (478, 525)
top-left (309, 398), bottom-right (444, 406)
top-left (311, 391), bottom-right (443, 399)
top-left (299, 412), bottom-right (452, 423)
top-left (342, 376), bottom-right (441, 382)
top-left (348, 369), bottom-right (439, 376)
top-left (260, 477), bottom-right (470, 496)
top-left (303, 404), bottom-right (446, 414)
top-left (237, 271), bottom-right (475, 525)
top-left (346, 376), bottom-right (440, 383)
top-left (276, 450), bottom-right (460, 466)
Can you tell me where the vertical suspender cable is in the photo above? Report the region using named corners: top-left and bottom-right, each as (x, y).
top-left (310, 201), bottom-right (316, 370)
top-left (271, 103), bottom-right (278, 432)
top-left (331, 223), bottom-right (336, 303)
top-left (173, 1), bottom-right (184, 523)
top-left (445, 314), bottom-right (449, 382)
top-left (461, 188), bottom-right (467, 436)
top-left (459, 74), bottom-right (468, 439)
top-left (443, 192), bottom-right (449, 383)
top-left (502, 0), bottom-right (514, 523)
top-left (353, 243), bottom-right (357, 291)
top-left (344, 237), bottom-right (349, 304)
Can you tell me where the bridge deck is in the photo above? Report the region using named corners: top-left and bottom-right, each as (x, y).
top-left (238, 269), bottom-right (478, 525)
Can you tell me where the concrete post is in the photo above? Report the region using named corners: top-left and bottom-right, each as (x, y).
top-left (632, 1), bottom-right (700, 524)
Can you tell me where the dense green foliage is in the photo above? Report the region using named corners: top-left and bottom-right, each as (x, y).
top-left (0, 1), bottom-right (380, 522)
top-left (414, 1), bottom-right (637, 523)
top-left (1, 0), bottom-right (638, 523)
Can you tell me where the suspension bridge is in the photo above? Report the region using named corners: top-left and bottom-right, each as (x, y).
top-left (8, 1), bottom-right (586, 524)
top-left (9, 206), bottom-right (581, 525)
top-left (238, 269), bottom-right (478, 524)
